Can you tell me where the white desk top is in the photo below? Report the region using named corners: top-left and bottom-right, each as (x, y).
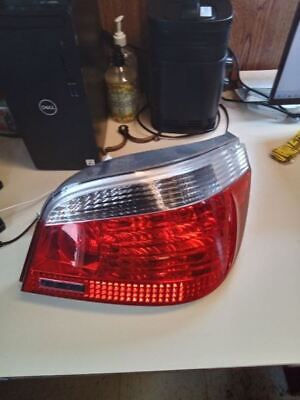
top-left (0, 72), bottom-right (300, 378)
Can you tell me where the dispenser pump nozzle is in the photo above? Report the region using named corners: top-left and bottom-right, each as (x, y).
top-left (114, 15), bottom-right (127, 47)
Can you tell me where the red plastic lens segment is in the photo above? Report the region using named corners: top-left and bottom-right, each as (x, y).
top-left (21, 137), bottom-right (251, 306)
top-left (22, 174), bottom-right (251, 305)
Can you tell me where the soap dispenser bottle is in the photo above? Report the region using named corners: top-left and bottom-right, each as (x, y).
top-left (113, 15), bottom-right (137, 70)
top-left (105, 46), bottom-right (138, 123)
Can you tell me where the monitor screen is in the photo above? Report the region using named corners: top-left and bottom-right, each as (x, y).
top-left (270, 4), bottom-right (300, 105)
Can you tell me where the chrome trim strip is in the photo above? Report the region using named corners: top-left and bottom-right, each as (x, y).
top-left (44, 137), bottom-right (250, 225)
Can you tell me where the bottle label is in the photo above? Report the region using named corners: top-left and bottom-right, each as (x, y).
top-left (107, 83), bottom-right (137, 122)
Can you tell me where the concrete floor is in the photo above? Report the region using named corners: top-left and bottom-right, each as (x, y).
top-left (0, 367), bottom-right (299, 400)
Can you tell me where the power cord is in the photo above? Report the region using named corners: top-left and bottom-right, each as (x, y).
top-left (101, 124), bottom-right (160, 155)
top-left (136, 104), bottom-right (229, 140)
top-left (101, 104), bottom-right (229, 155)
top-left (223, 49), bottom-right (300, 119)
top-left (0, 186), bottom-right (51, 247)
top-left (0, 190), bottom-right (53, 214)
top-left (0, 216), bottom-right (38, 248)
top-left (0, 218), bottom-right (5, 233)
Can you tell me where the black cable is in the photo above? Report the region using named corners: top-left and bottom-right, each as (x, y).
top-left (136, 104), bottom-right (229, 140)
top-left (222, 94), bottom-right (300, 118)
top-left (227, 49), bottom-right (270, 99)
top-left (0, 217), bottom-right (38, 248)
top-left (0, 218), bottom-right (5, 234)
top-left (220, 103), bottom-right (230, 132)
top-left (224, 48), bottom-right (300, 119)
top-left (101, 104), bottom-right (229, 155)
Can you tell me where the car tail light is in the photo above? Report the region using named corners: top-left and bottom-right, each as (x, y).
top-left (21, 133), bottom-right (251, 306)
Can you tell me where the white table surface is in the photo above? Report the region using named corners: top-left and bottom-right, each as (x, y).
top-left (0, 72), bottom-right (299, 378)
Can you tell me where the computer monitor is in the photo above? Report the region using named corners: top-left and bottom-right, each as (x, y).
top-left (269, 3), bottom-right (300, 105)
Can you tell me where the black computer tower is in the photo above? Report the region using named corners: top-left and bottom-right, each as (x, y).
top-left (148, 0), bottom-right (233, 133)
top-left (0, 0), bottom-right (107, 170)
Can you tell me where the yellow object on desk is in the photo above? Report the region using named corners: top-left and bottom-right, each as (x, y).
top-left (271, 132), bottom-right (300, 163)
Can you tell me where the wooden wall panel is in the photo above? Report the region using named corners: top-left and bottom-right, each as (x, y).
top-left (230, 0), bottom-right (299, 70)
top-left (98, 0), bottom-right (299, 70)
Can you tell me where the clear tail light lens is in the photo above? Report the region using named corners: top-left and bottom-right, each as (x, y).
top-left (21, 133), bottom-right (251, 306)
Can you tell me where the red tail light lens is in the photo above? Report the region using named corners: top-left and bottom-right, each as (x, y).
top-left (21, 133), bottom-right (251, 306)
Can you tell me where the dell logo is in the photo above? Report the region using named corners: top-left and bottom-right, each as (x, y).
top-left (38, 99), bottom-right (58, 116)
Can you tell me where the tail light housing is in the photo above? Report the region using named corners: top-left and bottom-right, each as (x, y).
top-left (21, 133), bottom-right (251, 306)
